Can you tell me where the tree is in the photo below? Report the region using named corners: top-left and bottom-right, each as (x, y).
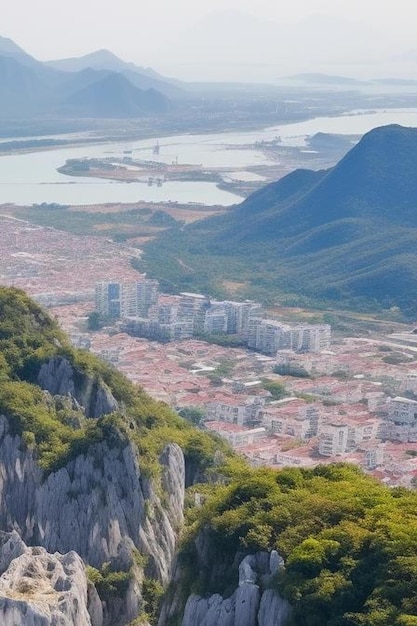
top-left (87, 311), bottom-right (103, 331)
top-left (178, 406), bottom-right (205, 425)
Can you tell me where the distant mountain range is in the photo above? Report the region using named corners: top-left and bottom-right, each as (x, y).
top-left (45, 48), bottom-right (184, 98)
top-left (147, 125), bottom-right (417, 316)
top-left (0, 36), bottom-right (178, 119)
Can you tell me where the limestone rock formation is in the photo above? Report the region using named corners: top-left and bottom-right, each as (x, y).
top-left (0, 414), bottom-right (184, 575)
top-left (0, 414), bottom-right (185, 624)
top-left (180, 551), bottom-right (291, 626)
top-left (258, 589), bottom-right (292, 626)
top-left (37, 356), bottom-right (118, 418)
top-left (0, 535), bottom-right (100, 626)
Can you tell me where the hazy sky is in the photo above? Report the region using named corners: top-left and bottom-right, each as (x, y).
top-left (3, 0), bottom-right (417, 80)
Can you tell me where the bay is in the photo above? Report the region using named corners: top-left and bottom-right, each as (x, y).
top-left (1, 107), bottom-right (417, 207)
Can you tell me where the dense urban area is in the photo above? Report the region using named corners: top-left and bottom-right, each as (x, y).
top-left (2, 213), bottom-right (417, 488)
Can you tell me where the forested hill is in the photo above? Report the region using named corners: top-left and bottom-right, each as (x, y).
top-left (174, 463), bottom-right (417, 626)
top-left (143, 124), bottom-right (417, 316)
top-left (220, 124), bottom-right (417, 239)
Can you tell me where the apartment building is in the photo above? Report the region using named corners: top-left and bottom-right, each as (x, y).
top-left (290, 325), bottom-right (332, 353)
top-left (206, 396), bottom-right (266, 426)
top-left (248, 319), bottom-right (331, 355)
top-left (95, 281), bottom-right (121, 317)
top-left (248, 319), bottom-right (288, 354)
top-left (178, 292), bottom-right (210, 335)
top-left (98, 282), bottom-right (332, 354)
top-left (204, 306), bottom-right (228, 334)
top-left (261, 403), bottom-right (320, 440)
top-left (228, 301), bottom-right (264, 337)
top-left (95, 279), bottom-right (159, 318)
top-left (224, 427), bottom-right (267, 447)
top-left (319, 422), bottom-right (350, 456)
top-left (364, 444), bottom-right (386, 470)
top-left (379, 396), bottom-right (417, 442)
top-left (319, 416), bottom-right (381, 457)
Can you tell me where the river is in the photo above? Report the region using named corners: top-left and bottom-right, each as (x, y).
top-left (1, 107), bottom-right (417, 207)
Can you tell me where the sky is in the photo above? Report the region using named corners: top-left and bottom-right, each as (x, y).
top-left (3, 0), bottom-right (417, 81)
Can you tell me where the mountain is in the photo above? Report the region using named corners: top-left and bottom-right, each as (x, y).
top-left (0, 38), bottom-right (172, 119)
top-left (0, 286), bottom-right (224, 625)
top-left (222, 124), bottom-right (417, 236)
top-left (144, 125), bottom-right (417, 316)
top-left (57, 71), bottom-right (171, 117)
top-left (0, 55), bottom-right (51, 116)
top-left (0, 34), bottom-right (39, 67)
top-left (47, 48), bottom-right (149, 73)
top-left (46, 48), bottom-right (184, 98)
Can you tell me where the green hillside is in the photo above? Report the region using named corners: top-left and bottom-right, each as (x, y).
top-left (0, 287), bottom-right (225, 475)
top-left (141, 125), bottom-right (417, 316)
top-left (178, 463), bottom-right (417, 626)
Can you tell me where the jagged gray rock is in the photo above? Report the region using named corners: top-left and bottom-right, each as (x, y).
top-left (200, 594), bottom-right (235, 626)
top-left (37, 356), bottom-right (118, 418)
top-left (258, 589), bottom-right (292, 626)
top-left (157, 556), bottom-right (186, 626)
top-left (0, 531), bottom-right (26, 575)
top-left (179, 551), bottom-right (291, 626)
top-left (0, 541), bottom-right (98, 626)
top-left (87, 582), bottom-right (104, 626)
top-left (182, 595), bottom-right (211, 626)
top-left (269, 550), bottom-right (285, 576)
top-left (0, 416), bottom-right (41, 538)
top-left (234, 583), bottom-right (260, 626)
top-left (38, 356), bottom-right (76, 397)
top-left (238, 555), bottom-right (257, 585)
top-left (0, 416), bottom-right (184, 576)
top-left (0, 415), bottom-right (185, 625)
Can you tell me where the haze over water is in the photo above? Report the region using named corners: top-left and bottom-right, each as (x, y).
top-left (1, 107), bottom-right (417, 206)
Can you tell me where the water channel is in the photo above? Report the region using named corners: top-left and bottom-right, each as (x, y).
top-left (1, 107), bottom-right (417, 206)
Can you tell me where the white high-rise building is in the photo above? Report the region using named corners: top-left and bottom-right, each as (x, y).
top-left (95, 280), bottom-right (159, 319)
top-left (319, 423), bottom-right (350, 457)
top-left (379, 396), bottom-right (417, 442)
top-left (289, 325), bottom-right (331, 353)
top-left (247, 319), bottom-right (331, 355)
top-left (204, 309), bottom-right (228, 334)
top-left (178, 293), bottom-right (210, 334)
top-left (120, 280), bottom-right (159, 317)
top-left (95, 282), bottom-right (121, 317)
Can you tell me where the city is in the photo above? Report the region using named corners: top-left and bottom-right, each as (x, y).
top-left (2, 212), bottom-right (417, 487)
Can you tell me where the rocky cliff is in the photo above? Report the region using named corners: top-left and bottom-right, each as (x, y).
top-left (0, 531), bottom-right (102, 626)
top-left (38, 356), bottom-right (118, 418)
top-left (159, 527), bottom-right (292, 626)
top-left (0, 413), bottom-right (185, 624)
top-left (0, 287), bottom-right (233, 626)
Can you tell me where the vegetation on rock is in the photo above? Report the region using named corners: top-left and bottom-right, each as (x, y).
top-left (3, 287), bottom-right (417, 626)
top-left (0, 287), bottom-right (232, 476)
top-left (178, 462), bottom-right (417, 626)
